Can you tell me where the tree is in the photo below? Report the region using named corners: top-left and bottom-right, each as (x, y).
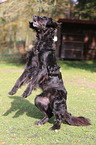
top-left (0, 0), bottom-right (36, 53)
top-left (74, 0), bottom-right (96, 20)
top-left (2, 0), bottom-right (95, 54)
top-left (50, 0), bottom-right (71, 20)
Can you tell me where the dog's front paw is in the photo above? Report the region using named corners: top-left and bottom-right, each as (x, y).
top-left (22, 85), bottom-right (32, 98)
top-left (8, 88), bottom-right (17, 95)
top-left (21, 91), bottom-right (28, 98)
top-left (21, 89), bottom-right (32, 98)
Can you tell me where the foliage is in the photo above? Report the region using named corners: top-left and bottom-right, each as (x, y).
top-left (0, 58), bottom-right (96, 144)
top-left (0, 0), bottom-right (96, 54)
top-left (50, 0), bottom-right (70, 20)
top-left (75, 0), bottom-right (96, 20)
top-left (0, 0), bottom-right (55, 53)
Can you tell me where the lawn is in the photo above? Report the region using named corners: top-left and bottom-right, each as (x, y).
top-left (0, 55), bottom-right (96, 145)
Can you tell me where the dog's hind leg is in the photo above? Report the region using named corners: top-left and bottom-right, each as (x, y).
top-left (50, 114), bottom-right (62, 130)
top-left (35, 92), bottom-right (53, 125)
top-left (50, 91), bottom-right (67, 130)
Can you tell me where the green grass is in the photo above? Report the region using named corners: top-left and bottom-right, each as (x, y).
top-left (0, 57), bottom-right (96, 145)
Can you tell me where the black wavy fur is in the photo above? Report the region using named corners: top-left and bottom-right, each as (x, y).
top-left (9, 15), bottom-right (91, 130)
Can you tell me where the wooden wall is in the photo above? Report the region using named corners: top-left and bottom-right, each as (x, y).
top-left (84, 31), bottom-right (96, 60)
top-left (56, 21), bottom-right (96, 60)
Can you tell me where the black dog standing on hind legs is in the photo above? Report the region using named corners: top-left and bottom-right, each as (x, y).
top-left (9, 15), bottom-right (91, 130)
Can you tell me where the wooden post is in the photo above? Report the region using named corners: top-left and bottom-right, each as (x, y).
top-left (56, 23), bottom-right (62, 59)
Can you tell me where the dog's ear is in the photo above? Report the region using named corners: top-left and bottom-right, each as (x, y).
top-left (46, 18), bottom-right (58, 28)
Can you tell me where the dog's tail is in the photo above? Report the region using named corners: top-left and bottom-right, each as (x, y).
top-left (63, 112), bottom-right (91, 126)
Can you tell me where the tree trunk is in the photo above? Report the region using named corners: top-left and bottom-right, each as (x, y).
top-left (13, 30), bottom-right (17, 52)
top-left (25, 34), bottom-right (29, 51)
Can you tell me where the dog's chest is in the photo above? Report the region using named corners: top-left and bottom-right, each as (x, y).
top-left (38, 50), bottom-right (51, 68)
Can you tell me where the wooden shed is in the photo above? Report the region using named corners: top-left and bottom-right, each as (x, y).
top-left (56, 19), bottom-right (96, 60)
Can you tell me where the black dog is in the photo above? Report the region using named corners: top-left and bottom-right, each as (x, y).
top-left (9, 15), bottom-right (91, 130)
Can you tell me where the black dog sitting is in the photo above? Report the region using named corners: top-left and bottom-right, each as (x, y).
top-left (9, 15), bottom-right (91, 130)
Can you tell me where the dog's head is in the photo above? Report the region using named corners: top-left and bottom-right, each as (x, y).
top-left (29, 15), bottom-right (58, 32)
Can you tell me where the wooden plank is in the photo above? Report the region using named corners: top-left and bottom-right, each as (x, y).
top-left (64, 40), bottom-right (84, 43)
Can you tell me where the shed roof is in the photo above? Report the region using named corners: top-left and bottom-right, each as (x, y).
top-left (58, 19), bottom-right (96, 25)
top-left (58, 19), bottom-right (96, 30)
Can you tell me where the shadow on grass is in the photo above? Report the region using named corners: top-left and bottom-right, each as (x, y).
top-left (3, 96), bottom-right (54, 124)
top-left (3, 96), bottom-right (43, 119)
top-left (1, 54), bottom-right (96, 72)
top-left (0, 54), bottom-right (26, 67)
top-left (58, 60), bottom-right (96, 72)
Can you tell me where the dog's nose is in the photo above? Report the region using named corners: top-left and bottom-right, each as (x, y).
top-left (33, 15), bottom-right (38, 22)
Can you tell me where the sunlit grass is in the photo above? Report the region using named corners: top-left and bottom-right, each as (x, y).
top-left (0, 57), bottom-right (96, 145)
